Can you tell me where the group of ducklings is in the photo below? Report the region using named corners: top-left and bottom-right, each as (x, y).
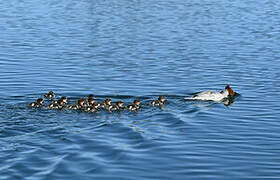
top-left (29, 91), bottom-right (166, 113)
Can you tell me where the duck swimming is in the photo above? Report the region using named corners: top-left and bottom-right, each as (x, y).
top-left (184, 85), bottom-right (235, 102)
top-left (67, 98), bottom-right (85, 110)
top-left (150, 96), bottom-right (166, 106)
top-left (84, 97), bottom-right (95, 107)
top-left (44, 91), bottom-right (55, 99)
top-left (84, 98), bottom-right (99, 113)
top-left (48, 99), bottom-right (66, 110)
top-left (51, 96), bottom-right (68, 105)
top-left (126, 100), bottom-right (140, 111)
top-left (84, 105), bottom-right (98, 113)
top-left (29, 98), bottom-right (44, 108)
top-left (97, 99), bottom-right (112, 109)
top-left (107, 101), bottom-right (124, 111)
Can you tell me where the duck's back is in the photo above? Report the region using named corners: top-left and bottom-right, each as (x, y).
top-left (185, 90), bottom-right (228, 101)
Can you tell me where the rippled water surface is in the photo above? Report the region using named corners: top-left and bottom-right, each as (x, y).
top-left (1, 0), bottom-right (280, 179)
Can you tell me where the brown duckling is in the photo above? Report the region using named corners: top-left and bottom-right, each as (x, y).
top-left (96, 98), bottom-right (112, 109)
top-left (44, 91), bottom-right (55, 99)
top-left (107, 101), bottom-right (124, 111)
top-left (150, 96), bottom-right (166, 106)
top-left (48, 99), bottom-right (65, 110)
top-left (126, 100), bottom-right (140, 111)
top-left (67, 98), bottom-right (85, 110)
top-left (29, 98), bottom-right (44, 108)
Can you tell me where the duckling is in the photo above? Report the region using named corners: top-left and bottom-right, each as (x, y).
top-left (67, 99), bottom-right (85, 110)
top-left (84, 97), bottom-right (95, 107)
top-left (126, 100), bottom-right (140, 111)
top-left (51, 96), bottom-right (68, 105)
top-left (150, 96), bottom-right (166, 106)
top-left (44, 91), bottom-right (55, 99)
top-left (107, 101), bottom-right (124, 111)
top-left (48, 99), bottom-right (65, 110)
top-left (83, 98), bottom-right (99, 113)
top-left (29, 98), bottom-right (44, 108)
top-left (60, 96), bottom-right (68, 104)
top-left (96, 99), bottom-right (112, 109)
top-left (84, 106), bottom-right (98, 113)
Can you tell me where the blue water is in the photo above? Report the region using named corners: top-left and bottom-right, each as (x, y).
top-left (1, 0), bottom-right (280, 179)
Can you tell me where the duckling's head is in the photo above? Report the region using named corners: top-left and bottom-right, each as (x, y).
top-left (37, 98), bottom-right (44, 105)
top-left (105, 99), bottom-right (112, 105)
top-left (88, 94), bottom-right (94, 99)
top-left (88, 98), bottom-right (95, 105)
top-left (134, 100), bottom-right (140, 106)
top-left (116, 101), bottom-right (124, 107)
top-left (78, 99), bottom-right (84, 106)
top-left (158, 96), bottom-right (166, 103)
top-left (57, 99), bottom-right (65, 106)
top-left (60, 96), bottom-right (68, 103)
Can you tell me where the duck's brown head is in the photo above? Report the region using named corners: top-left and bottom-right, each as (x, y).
top-left (225, 85), bottom-right (235, 96)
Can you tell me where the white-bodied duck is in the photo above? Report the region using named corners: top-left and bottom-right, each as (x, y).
top-left (185, 85), bottom-right (235, 102)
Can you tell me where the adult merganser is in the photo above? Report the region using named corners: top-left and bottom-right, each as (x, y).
top-left (126, 100), bottom-right (140, 111)
top-left (44, 91), bottom-right (55, 99)
top-left (150, 96), bottom-right (166, 106)
top-left (29, 98), bottom-right (44, 108)
top-left (184, 85), bottom-right (235, 102)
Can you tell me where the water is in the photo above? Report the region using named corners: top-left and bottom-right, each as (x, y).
top-left (1, 0), bottom-right (280, 179)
